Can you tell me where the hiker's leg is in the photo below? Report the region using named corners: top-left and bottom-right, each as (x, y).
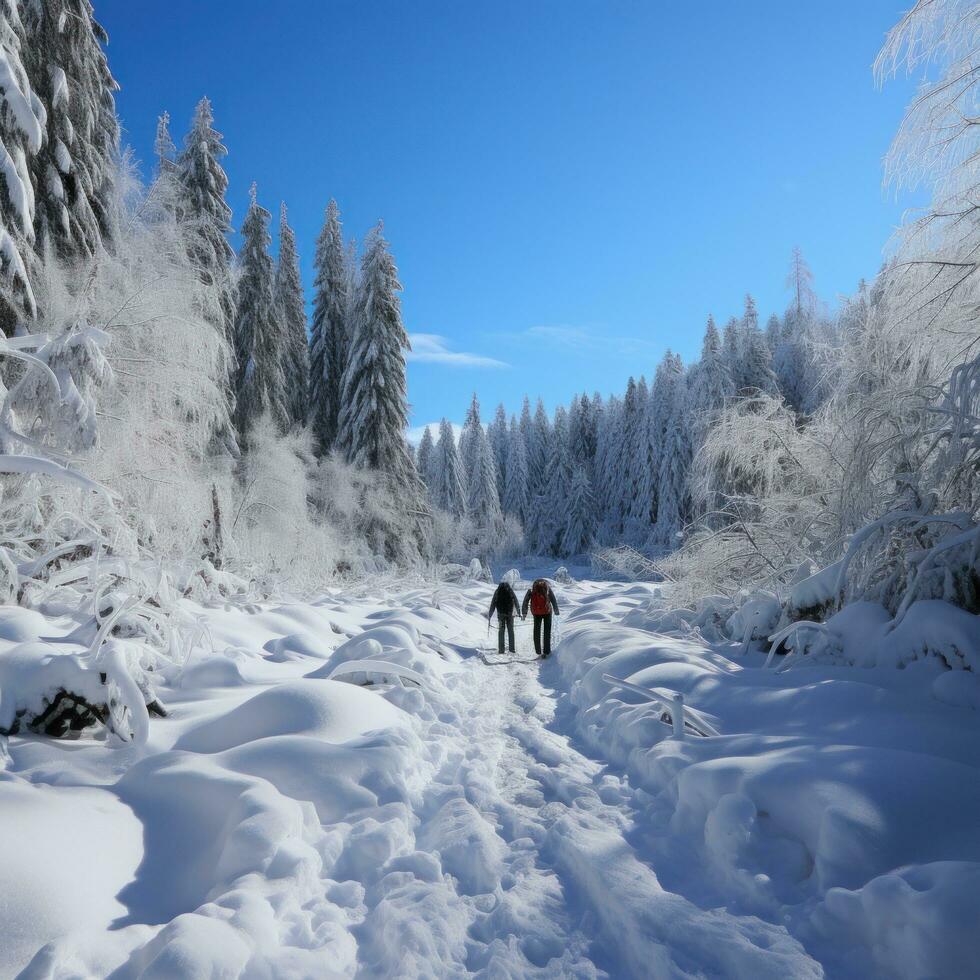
top-left (497, 620), bottom-right (505, 654)
top-left (506, 615), bottom-right (516, 653)
top-left (533, 615), bottom-right (542, 655)
top-left (543, 614), bottom-right (552, 656)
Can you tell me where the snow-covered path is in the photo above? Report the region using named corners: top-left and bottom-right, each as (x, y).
top-left (3, 574), bottom-right (978, 977)
top-left (368, 622), bottom-right (817, 979)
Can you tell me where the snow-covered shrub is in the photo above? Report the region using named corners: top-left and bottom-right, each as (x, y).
top-left (726, 593), bottom-right (782, 652)
top-left (30, 158), bottom-right (238, 565)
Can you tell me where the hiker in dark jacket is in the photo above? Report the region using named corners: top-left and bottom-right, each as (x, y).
top-left (521, 578), bottom-right (560, 658)
top-left (488, 579), bottom-right (521, 654)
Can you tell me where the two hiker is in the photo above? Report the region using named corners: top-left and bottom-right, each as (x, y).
top-left (487, 578), bottom-right (560, 658)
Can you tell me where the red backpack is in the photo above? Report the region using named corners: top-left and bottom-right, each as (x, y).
top-left (529, 579), bottom-right (551, 616)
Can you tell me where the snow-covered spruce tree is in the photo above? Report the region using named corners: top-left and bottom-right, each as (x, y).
top-left (773, 315), bottom-right (805, 411)
top-left (648, 353), bottom-right (685, 544)
top-left (538, 405), bottom-right (572, 555)
top-left (174, 97), bottom-right (237, 442)
top-left (432, 417), bottom-right (467, 517)
top-left (234, 184), bottom-right (288, 436)
top-left (458, 392), bottom-right (482, 495)
top-left (722, 316), bottom-right (743, 394)
top-left (764, 313), bottom-right (781, 354)
top-left (529, 398), bottom-right (551, 500)
top-left (338, 223), bottom-right (424, 525)
top-left (0, 1), bottom-right (44, 332)
top-left (622, 377), bottom-right (654, 542)
top-left (519, 395), bottom-right (533, 450)
top-left (593, 394), bottom-right (622, 543)
top-left (568, 392), bottom-right (599, 476)
top-left (416, 424), bottom-right (436, 495)
top-left (25, 0), bottom-right (119, 263)
top-left (562, 464), bottom-right (596, 555)
top-left (741, 319), bottom-right (779, 397)
top-left (503, 415), bottom-right (530, 524)
top-left (275, 203), bottom-right (309, 429)
top-left (488, 402), bottom-right (509, 502)
top-left (524, 398), bottom-right (554, 553)
top-left (656, 373), bottom-right (693, 548)
top-left (309, 199), bottom-right (350, 455)
top-left (175, 98), bottom-right (235, 339)
top-left (567, 394), bottom-right (585, 462)
top-left (154, 111), bottom-right (176, 176)
top-left (688, 315), bottom-right (734, 521)
top-left (737, 295), bottom-right (778, 396)
top-left (468, 422), bottom-right (503, 536)
top-left (646, 353), bottom-right (681, 527)
top-left (688, 315), bottom-right (733, 448)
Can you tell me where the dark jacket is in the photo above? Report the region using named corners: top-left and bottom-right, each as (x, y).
top-left (522, 586), bottom-right (559, 618)
top-left (489, 582), bottom-right (520, 619)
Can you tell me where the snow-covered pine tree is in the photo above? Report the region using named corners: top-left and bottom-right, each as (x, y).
top-left (741, 319), bottom-right (779, 396)
top-left (538, 405), bottom-right (572, 555)
top-left (0, 2), bottom-right (43, 332)
top-left (432, 417), bottom-right (466, 517)
top-left (309, 200), bottom-right (350, 455)
top-left (688, 314), bottom-right (734, 452)
top-left (562, 464), bottom-right (596, 556)
top-left (593, 394), bottom-right (622, 542)
top-left (416, 424), bottom-right (436, 494)
top-left (578, 392), bottom-right (600, 474)
top-left (736, 294), bottom-right (778, 395)
top-left (234, 184), bottom-right (288, 435)
top-left (175, 95), bottom-right (237, 427)
top-left (656, 366), bottom-right (692, 548)
top-left (502, 415), bottom-right (530, 524)
top-left (764, 313), bottom-right (781, 354)
top-left (620, 377), bottom-right (653, 542)
top-left (773, 314), bottom-right (805, 411)
top-left (647, 354), bottom-right (680, 526)
top-left (648, 352), bottom-right (685, 539)
top-left (722, 316), bottom-right (742, 392)
top-left (275, 203), bottom-right (309, 428)
top-left (520, 398), bottom-right (554, 552)
top-left (529, 398), bottom-right (551, 497)
top-left (459, 392), bottom-right (482, 496)
top-left (147, 110), bottom-right (180, 219)
top-left (468, 423), bottom-right (503, 534)
top-left (26, 0), bottom-right (119, 261)
top-left (568, 395), bottom-right (586, 465)
top-left (338, 223), bottom-right (416, 488)
top-left (488, 402), bottom-right (509, 501)
top-left (154, 111), bottom-right (176, 176)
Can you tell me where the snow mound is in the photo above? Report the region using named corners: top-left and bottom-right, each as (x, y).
top-left (175, 678), bottom-right (406, 752)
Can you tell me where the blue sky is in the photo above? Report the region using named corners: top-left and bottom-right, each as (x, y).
top-left (97, 0), bottom-right (918, 434)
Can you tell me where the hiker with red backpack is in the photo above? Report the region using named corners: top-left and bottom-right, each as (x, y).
top-left (521, 578), bottom-right (560, 658)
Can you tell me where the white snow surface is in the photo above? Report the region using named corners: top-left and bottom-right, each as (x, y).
top-left (0, 573), bottom-right (977, 978)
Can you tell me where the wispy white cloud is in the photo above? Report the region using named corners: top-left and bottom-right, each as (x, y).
top-left (406, 420), bottom-right (463, 446)
top-left (407, 333), bottom-right (508, 369)
top-left (508, 323), bottom-right (660, 356)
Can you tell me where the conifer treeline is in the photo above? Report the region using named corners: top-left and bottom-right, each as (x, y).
top-left (154, 101), bottom-right (419, 499)
top-left (419, 275), bottom-right (836, 558)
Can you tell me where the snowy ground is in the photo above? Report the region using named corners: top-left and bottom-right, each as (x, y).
top-left (1, 573), bottom-right (978, 978)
